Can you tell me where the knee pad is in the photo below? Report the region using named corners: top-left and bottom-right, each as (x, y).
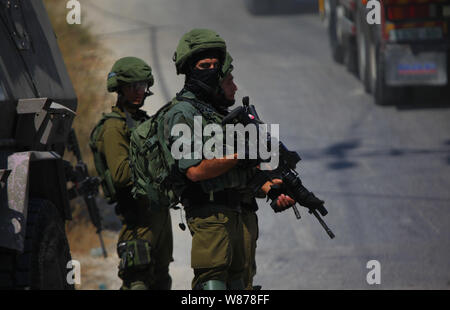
top-left (129, 281), bottom-right (148, 290)
top-left (195, 280), bottom-right (227, 290)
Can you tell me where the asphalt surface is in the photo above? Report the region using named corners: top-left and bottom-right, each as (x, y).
top-left (81, 0), bottom-right (450, 289)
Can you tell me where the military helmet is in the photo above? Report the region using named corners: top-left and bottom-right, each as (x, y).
top-left (173, 28), bottom-right (226, 75)
top-left (221, 52), bottom-right (234, 78)
top-left (107, 57), bottom-right (154, 93)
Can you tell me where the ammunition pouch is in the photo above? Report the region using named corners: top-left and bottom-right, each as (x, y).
top-left (117, 239), bottom-right (153, 278)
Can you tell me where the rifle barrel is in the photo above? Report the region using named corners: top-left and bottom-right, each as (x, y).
top-left (311, 209), bottom-right (335, 239)
top-left (293, 205), bottom-right (301, 219)
top-left (97, 231), bottom-right (108, 258)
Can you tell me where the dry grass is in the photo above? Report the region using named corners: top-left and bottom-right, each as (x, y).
top-left (42, 0), bottom-right (117, 242)
top-left (67, 224), bottom-right (121, 290)
top-left (43, 0), bottom-right (115, 175)
top-left (66, 220), bottom-right (101, 255)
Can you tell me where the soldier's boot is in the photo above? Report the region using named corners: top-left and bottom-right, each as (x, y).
top-left (227, 278), bottom-right (245, 290)
top-left (151, 274), bottom-right (172, 290)
top-left (129, 280), bottom-right (148, 290)
top-left (197, 280), bottom-right (227, 290)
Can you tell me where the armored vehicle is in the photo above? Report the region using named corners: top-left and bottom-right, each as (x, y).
top-left (0, 0), bottom-right (104, 289)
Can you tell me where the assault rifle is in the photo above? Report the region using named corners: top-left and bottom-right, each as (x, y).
top-left (222, 97), bottom-right (335, 239)
top-left (66, 128), bottom-right (108, 257)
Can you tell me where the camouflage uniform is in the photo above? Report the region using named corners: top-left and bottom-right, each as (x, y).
top-left (97, 57), bottom-right (173, 290)
top-left (163, 89), bottom-right (255, 289)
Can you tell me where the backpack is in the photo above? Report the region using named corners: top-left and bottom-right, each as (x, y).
top-left (129, 101), bottom-right (180, 209)
top-left (89, 111), bottom-right (135, 204)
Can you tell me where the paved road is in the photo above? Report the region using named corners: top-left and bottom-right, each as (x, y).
top-left (81, 0), bottom-right (450, 289)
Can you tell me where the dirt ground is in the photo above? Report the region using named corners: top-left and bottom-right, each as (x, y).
top-left (67, 227), bottom-right (121, 290)
top-left (67, 208), bottom-right (193, 290)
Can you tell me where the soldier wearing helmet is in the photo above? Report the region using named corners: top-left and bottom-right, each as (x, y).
top-left (161, 29), bottom-right (293, 290)
top-left (93, 57), bottom-right (173, 290)
top-left (160, 29), bottom-right (248, 290)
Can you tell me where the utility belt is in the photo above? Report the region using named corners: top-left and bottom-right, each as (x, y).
top-left (181, 186), bottom-right (242, 218)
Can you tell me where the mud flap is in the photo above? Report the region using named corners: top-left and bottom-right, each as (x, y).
top-left (0, 151), bottom-right (70, 252)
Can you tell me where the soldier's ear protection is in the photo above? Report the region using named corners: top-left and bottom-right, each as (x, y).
top-left (144, 84), bottom-right (154, 98)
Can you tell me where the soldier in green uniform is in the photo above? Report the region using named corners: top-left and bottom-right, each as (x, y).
top-left (93, 57), bottom-right (173, 290)
top-left (161, 29), bottom-right (294, 290)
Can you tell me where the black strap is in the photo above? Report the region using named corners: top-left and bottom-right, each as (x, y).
top-left (176, 91), bottom-right (220, 116)
top-left (181, 186), bottom-right (241, 209)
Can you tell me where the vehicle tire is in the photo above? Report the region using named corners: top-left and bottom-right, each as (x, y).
top-left (344, 36), bottom-right (358, 74)
top-left (0, 248), bottom-right (15, 288)
top-left (328, 0), bottom-right (344, 64)
top-left (356, 6), bottom-right (372, 93)
top-left (322, 0), bottom-right (331, 28)
top-left (0, 199), bottom-right (74, 289)
top-left (367, 31), bottom-right (378, 94)
top-left (373, 47), bottom-right (403, 106)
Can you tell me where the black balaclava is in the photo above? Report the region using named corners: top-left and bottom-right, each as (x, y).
top-left (185, 50), bottom-right (223, 103)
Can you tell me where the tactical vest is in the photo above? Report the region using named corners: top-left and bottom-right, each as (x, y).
top-left (129, 91), bottom-right (226, 209)
top-left (129, 101), bottom-right (180, 210)
top-left (130, 91), bottom-right (254, 210)
top-left (89, 110), bottom-right (143, 204)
